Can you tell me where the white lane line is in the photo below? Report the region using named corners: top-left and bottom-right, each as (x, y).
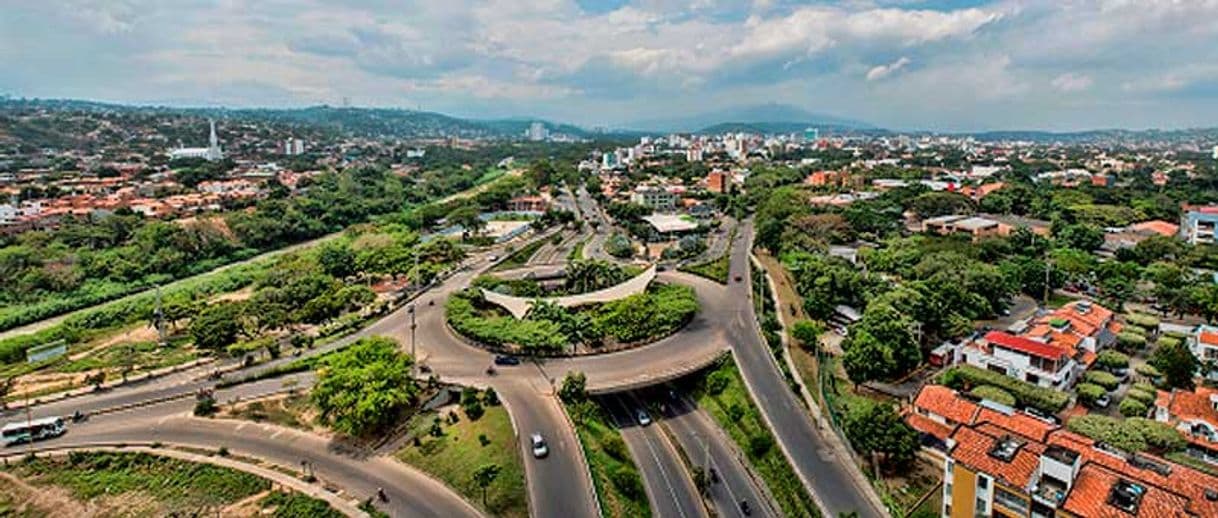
top-left (614, 396), bottom-right (688, 518)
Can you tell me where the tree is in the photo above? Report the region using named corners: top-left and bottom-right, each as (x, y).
top-left (447, 205), bottom-right (486, 239)
top-left (311, 337), bottom-right (419, 435)
top-left (841, 399), bottom-right (918, 472)
top-left (472, 463), bottom-right (502, 506)
top-left (1151, 340), bottom-right (1200, 390)
top-left (189, 302), bottom-right (245, 352)
top-left (1053, 223), bottom-right (1104, 251)
top-left (790, 320), bottom-right (825, 352)
top-left (559, 372), bottom-right (587, 403)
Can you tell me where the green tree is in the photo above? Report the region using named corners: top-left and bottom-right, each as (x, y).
top-left (841, 399), bottom-right (918, 471)
top-left (559, 371), bottom-right (587, 403)
top-left (790, 320), bottom-right (825, 352)
top-left (472, 463), bottom-right (502, 506)
top-left (189, 302), bottom-right (245, 352)
top-left (1150, 340), bottom-right (1200, 390)
top-left (311, 337), bottom-right (418, 435)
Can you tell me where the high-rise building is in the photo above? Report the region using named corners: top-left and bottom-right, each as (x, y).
top-left (283, 138), bottom-right (305, 155)
top-left (527, 122), bottom-right (548, 141)
top-left (803, 127), bottom-right (819, 143)
top-left (1212, 144), bottom-right (1218, 160)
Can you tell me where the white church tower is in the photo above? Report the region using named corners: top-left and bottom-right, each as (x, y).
top-left (205, 119), bottom-right (223, 161)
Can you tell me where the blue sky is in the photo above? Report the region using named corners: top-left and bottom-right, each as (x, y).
top-left (2, 1), bottom-right (1217, 131)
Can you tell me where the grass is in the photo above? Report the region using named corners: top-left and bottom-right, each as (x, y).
top-left (695, 358), bottom-right (820, 518)
top-left (4, 451), bottom-right (269, 515)
top-left (492, 237), bottom-right (549, 272)
top-left (396, 405), bottom-right (527, 518)
top-left (679, 253), bottom-right (730, 284)
top-left (259, 490), bottom-right (344, 518)
top-left (567, 400), bottom-right (651, 518)
top-left (568, 237), bottom-right (589, 262)
top-left (226, 392), bottom-right (314, 431)
top-left (1166, 451), bottom-right (1218, 477)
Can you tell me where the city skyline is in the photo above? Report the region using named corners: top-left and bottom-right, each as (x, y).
top-left (3, 1), bottom-right (1218, 132)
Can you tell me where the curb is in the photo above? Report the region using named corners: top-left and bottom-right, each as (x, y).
top-left (5, 357), bottom-right (218, 412)
top-left (552, 395), bottom-right (604, 518)
top-left (750, 252), bottom-right (890, 518)
top-left (0, 443), bottom-right (367, 517)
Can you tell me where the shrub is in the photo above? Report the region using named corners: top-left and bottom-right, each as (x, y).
top-left (705, 370), bottom-right (731, 395)
top-left (1132, 382), bottom-right (1157, 394)
top-left (1156, 335), bottom-right (1181, 349)
top-left (748, 435), bottom-right (774, 457)
top-left (1068, 415), bottom-right (1145, 452)
top-left (609, 465), bottom-right (644, 500)
top-left (1117, 332), bottom-right (1147, 351)
top-left (970, 385), bottom-right (1016, 406)
top-left (1083, 371), bottom-right (1120, 391)
top-left (1096, 350), bottom-right (1130, 369)
top-left (1119, 398), bottom-right (1148, 418)
top-left (1126, 418), bottom-right (1186, 452)
top-left (938, 366), bottom-right (1070, 413)
top-left (1122, 325), bottom-right (1148, 337)
top-left (1067, 415), bottom-right (1186, 454)
top-left (1076, 383), bottom-right (1107, 408)
top-left (1134, 364), bottom-right (1162, 379)
top-left (194, 396), bottom-right (217, 416)
top-left (1125, 313), bottom-right (1160, 329)
top-left (603, 435), bottom-right (630, 462)
top-left (1125, 389), bottom-right (1156, 406)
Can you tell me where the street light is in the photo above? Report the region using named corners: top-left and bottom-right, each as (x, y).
top-left (408, 305), bottom-right (417, 377)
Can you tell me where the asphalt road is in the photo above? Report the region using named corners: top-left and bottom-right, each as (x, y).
top-left (659, 388), bottom-right (779, 518)
top-left (21, 373), bottom-right (481, 518)
top-left (724, 220), bottom-right (886, 518)
top-left (603, 393), bottom-right (706, 518)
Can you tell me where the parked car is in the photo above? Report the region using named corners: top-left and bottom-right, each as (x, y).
top-left (636, 409), bottom-right (651, 427)
top-left (531, 433), bottom-right (549, 458)
top-left (1095, 394), bottom-right (1111, 409)
top-left (494, 355), bottom-right (521, 366)
top-left (1024, 407), bottom-right (1059, 425)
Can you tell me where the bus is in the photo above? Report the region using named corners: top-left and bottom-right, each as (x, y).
top-left (2, 416), bottom-right (66, 446)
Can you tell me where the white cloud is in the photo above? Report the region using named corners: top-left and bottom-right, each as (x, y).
top-left (866, 57), bottom-right (911, 81)
top-left (1051, 73), bottom-right (1093, 92)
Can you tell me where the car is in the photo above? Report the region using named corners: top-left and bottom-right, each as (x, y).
top-left (1095, 394), bottom-right (1111, 409)
top-left (734, 275), bottom-right (743, 283)
top-left (636, 409), bottom-right (651, 426)
top-left (494, 355), bottom-right (521, 366)
top-left (531, 433), bottom-right (549, 458)
top-left (488, 255), bottom-right (499, 261)
top-left (1023, 407), bottom-right (1059, 425)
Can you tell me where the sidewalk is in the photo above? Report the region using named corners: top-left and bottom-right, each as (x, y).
top-left (5, 357), bottom-right (220, 411)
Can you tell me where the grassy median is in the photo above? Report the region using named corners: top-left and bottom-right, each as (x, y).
top-left (695, 358), bottom-right (821, 518)
top-left (566, 398), bottom-right (651, 518)
top-left (396, 404), bottom-right (527, 518)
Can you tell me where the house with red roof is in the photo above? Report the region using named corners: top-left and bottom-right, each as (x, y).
top-left (961, 330), bottom-right (1079, 390)
top-left (1154, 385), bottom-right (1218, 466)
top-left (1187, 324), bottom-right (1218, 382)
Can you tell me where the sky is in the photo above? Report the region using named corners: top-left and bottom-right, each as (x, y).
top-left (2, 0), bottom-right (1218, 132)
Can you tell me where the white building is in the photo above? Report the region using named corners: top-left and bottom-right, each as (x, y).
top-left (1190, 325), bottom-right (1218, 381)
top-left (170, 120), bottom-right (223, 161)
top-left (527, 122), bottom-right (548, 141)
top-left (961, 331), bottom-right (1079, 390)
top-left (283, 138), bottom-right (304, 155)
top-left (630, 185), bottom-right (677, 211)
top-left (1213, 145), bottom-right (1218, 160)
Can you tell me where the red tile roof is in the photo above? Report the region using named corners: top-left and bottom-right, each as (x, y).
top-left (905, 411), bottom-right (955, 442)
top-left (984, 331), bottom-right (1068, 361)
top-left (913, 385), bottom-right (980, 425)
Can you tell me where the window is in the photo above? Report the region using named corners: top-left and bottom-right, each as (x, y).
top-left (994, 488), bottom-right (1029, 514)
top-left (975, 497), bottom-right (988, 517)
top-left (978, 477), bottom-right (990, 489)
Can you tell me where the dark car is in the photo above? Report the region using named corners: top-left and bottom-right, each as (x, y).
top-left (494, 355), bottom-right (521, 366)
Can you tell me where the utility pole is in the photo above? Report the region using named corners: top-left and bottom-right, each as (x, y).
top-left (409, 305), bottom-right (417, 377)
top-left (154, 285), bottom-right (166, 347)
top-left (1044, 254), bottom-right (1053, 306)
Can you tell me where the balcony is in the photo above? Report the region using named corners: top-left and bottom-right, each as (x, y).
top-left (1031, 478), bottom-right (1068, 508)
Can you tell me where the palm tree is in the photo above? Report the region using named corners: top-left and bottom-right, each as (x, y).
top-left (472, 463), bottom-right (501, 506)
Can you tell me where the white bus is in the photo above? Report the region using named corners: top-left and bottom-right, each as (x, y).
top-left (2, 416), bottom-right (66, 446)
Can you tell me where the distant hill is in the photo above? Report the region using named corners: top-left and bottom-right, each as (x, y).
top-left (628, 103), bottom-right (874, 133)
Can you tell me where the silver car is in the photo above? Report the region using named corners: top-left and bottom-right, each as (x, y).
top-left (531, 433), bottom-right (549, 458)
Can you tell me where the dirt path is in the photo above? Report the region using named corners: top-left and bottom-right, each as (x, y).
top-left (0, 471), bottom-right (92, 517)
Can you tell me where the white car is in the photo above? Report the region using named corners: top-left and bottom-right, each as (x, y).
top-left (636, 409), bottom-right (651, 427)
top-left (531, 433), bottom-right (549, 458)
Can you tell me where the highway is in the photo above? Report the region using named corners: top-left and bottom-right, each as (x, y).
top-left (603, 393), bottom-right (706, 518)
top-left (659, 388), bottom-right (779, 518)
top-left (722, 220), bottom-right (886, 518)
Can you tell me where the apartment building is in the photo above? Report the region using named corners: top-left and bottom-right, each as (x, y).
top-left (630, 185), bottom-right (678, 211)
top-left (943, 418), bottom-right (1218, 518)
top-left (1180, 205), bottom-right (1218, 245)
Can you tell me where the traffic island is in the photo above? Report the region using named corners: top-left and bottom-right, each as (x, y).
top-left (445, 262), bottom-right (699, 357)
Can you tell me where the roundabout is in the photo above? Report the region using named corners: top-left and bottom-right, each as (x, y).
top-left (445, 262), bottom-right (701, 357)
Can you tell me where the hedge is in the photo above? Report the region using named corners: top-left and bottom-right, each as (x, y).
top-left (1119, 398), bottom-right (1148, 418)
top-left (1124, 314), bottom-right (1160, 329)
top-left (1076, 383), bottom-right (1107, 408)
top-left (939, 365), bottom-right (1070, 413)
top-left (1066, 415), bottom-right (1185, 454)
top-left (1125, 388), bottom-right (1156, 406)
top-left (1096, 350), bottom-right (1130, 369)
top-left (970, 385), bottom-right (1017, 406)
top-left (1083, 371), bottom-right (1120, 391)
top-left (1117, 332), bottom-right (1147, 350)
top-left (1132, 381), bottom-right (1157, 394)
top-left (1155, 336), bottom-right (1182, 349)
top-left (1135, 364), bottom-right (1162, 379)
top-left (1122, 325), bottom-right (1149, 337)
